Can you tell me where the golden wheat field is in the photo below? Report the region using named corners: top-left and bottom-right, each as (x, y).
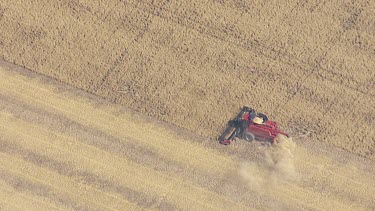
top-left (0, 0), bottom-right (375, 210)
top-left (1, 60), bottom-right (375, 210)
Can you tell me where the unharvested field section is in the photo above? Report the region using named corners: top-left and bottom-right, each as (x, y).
top-left (0, 0), bottom-right (374, 159)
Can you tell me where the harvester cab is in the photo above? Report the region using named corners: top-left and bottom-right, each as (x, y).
top-left (218, 106), bottom-right (289, 145)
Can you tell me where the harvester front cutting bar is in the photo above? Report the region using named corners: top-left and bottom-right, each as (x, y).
top-left (218, 106), bottom-right (253, 145)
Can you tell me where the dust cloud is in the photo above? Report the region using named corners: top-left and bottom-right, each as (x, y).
top-left (239, 135), bottom-right (299, 191)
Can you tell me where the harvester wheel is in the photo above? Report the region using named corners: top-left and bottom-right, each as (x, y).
top-left (242, 132), bottom-right (255, 142)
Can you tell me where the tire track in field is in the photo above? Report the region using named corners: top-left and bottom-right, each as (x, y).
top-left (0, 179), bottom-right (62, 211)
top-left (3, 104), bottom-right (253, 209)
top-left (0, 93), bottom-right (190, 175)
top-left (0, 93), bottom-right (254, 206)
top-left (0, 139), bottom-right (176, 210)
top-left (3, 103), bottom-right (256, 209)
top-left (0, 169), bottom-right (92, 211)
top-left (0, 69), bottom-right (236, 176)
top-left (0, 79), bottom-right (235, 176)
top-left (0, 153), bottom-right (136, 211)
top-left (3, 116), bottom-right (250, 209)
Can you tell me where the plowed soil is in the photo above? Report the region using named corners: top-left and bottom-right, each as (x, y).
top-left (0, 0), bottom-right (374, 159)
top-left (1, 60), bottom-right (375, 210)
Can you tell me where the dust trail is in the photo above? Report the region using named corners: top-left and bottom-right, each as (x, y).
top-left (239, 135), bottom-right (299, 191)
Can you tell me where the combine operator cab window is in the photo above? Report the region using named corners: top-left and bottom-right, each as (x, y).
top-left (256, 113), bottom-right (268, 124)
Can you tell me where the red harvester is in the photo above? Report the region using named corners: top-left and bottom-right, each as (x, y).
top-left (218, 106), bottom-right (289, 145)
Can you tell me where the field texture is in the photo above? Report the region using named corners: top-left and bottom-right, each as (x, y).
top-left (1, 60), bottom-right (375, 210)
top-left (0, 0), bottom-right (374, 158)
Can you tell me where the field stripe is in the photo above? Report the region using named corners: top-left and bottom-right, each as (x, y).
top-left (0, 68), bottom-right (235, 175)
top-left (295, 146), bottom-right (375, 196)
top-left (0, 180), bottom-right (62, 211)
top-left (0, 112), bottom-right (249, 210)
top-left (263, 182), bottom-right (367, 211)
top-left (0, 92), bottom-right (240, 206)
top-left (0, 151), bottom-right (148, 211)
